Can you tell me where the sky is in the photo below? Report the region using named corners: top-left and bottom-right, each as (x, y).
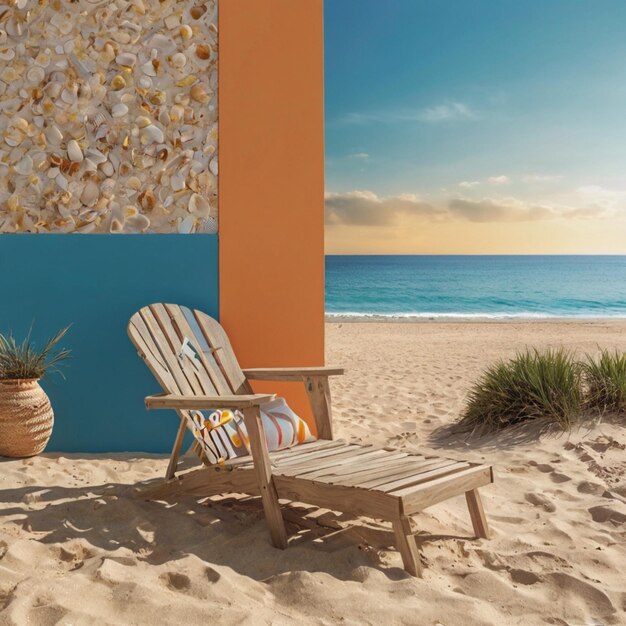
top-left (324, 0), bottom-right (626, 254)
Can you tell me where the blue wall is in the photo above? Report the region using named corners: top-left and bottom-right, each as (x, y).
top-left (0, 234), bottom-right (219, 453)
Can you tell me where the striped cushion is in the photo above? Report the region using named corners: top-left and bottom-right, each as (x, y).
top-left (187, 397), bottom-right (315, 464)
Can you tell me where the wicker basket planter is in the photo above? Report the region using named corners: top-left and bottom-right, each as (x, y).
top-left (0, 379), bottom-right (54, 458)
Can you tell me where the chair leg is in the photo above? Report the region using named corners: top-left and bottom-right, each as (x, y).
top-left (259, 481), bottom-right (289, 549)
top-left (165, 416), bottom-right (187, 480)
top-left (392, 516), bottom-right (421, 577)
top-left (465, 489), bottom-right (489, 539)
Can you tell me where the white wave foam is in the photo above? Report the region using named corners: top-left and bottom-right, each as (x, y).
top-left (325, 311), bottom-right (626, 320)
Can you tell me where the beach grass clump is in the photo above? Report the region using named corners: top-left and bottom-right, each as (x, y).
top-left (0, 326), bottom-right (71, 380)
top-left (582, 350), bottom-right (626, 416)
top-left (456, 349), bottom-right (583, 435)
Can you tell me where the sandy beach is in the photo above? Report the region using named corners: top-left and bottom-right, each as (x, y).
top-left (1, 321), bottom-right (626, 625)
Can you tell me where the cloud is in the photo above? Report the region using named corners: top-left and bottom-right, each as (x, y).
top-left (487, 175), bottom-right (509, 185)
top-left (459, 181), bottom-right (480, 189)
top-left (522, 174), bottom-right (563, 183)
top-left (562, 206), bottom-right (609, 220)
top-left (448, 198), bottom-right (554, 222)
top-left (325, 190), bottom-right (617, 228)
top-left (349, 152), bottom-right (370, 160)
top-left (418, 101), bottom-right (475, 123)
top-left (325, 191), bottom-right (442, 226)
top-left (332, 101), bottom-right (476, 126)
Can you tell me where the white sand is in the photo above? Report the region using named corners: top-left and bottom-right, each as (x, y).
top-left (1, 321), bottom-right (625, 625)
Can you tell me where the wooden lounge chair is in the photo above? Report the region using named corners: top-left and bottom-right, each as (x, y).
top-left (128, 303), bottom-right (494, 576)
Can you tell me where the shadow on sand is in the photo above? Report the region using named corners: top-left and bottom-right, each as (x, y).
top-left (1, 455), bottom-right (476, 582)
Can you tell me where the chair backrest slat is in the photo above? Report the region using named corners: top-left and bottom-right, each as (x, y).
top-left (128, 312), bottom-right (180, 393)
top-left (150, 303), bottom-right (217, 396)
top-left (163, 303), bottom-right (232, 395)
top-left (136, 306), bottom-right (195, 395)
top-left (192, 309), bottom-right (253, 395)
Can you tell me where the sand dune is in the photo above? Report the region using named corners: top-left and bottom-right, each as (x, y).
top-left (1, 321), bottom-right (625, 625)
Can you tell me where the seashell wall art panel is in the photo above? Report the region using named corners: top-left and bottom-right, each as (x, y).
top-left (0, 0), bottom-right (218, 234)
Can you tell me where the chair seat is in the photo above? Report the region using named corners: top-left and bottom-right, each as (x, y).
top-left (231, 439), bottom-right (493, 518)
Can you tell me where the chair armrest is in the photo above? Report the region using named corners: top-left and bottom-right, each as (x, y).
top-left (242, 366), bottom-right (344, 381)
top-left (145, 393), bottom-right (276, 410)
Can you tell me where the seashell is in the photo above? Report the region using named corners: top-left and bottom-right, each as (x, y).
top-left (47, 166), bottom-right (60, 179)
top-left (0, 49), bottom-right (15, 62)
top-left (4, 129), bottom-right (23, 147)
top-left (176, 75), bottom-right (197, 87)
top-left (61, 86), bottom-right (78, 105)
top-left (101, 179), bottom-right (116, 196)
top-left (12, 117), bottom-right (29, 133)
top-left (179, 215), bottom-right (195, 234)
top-left (180, 25), bottom-right (193, 40)
top-left (137, 76), bottom-right (152, 90)
top-left (110, 218), bottom-right (125, 233)
top-left (123, 205), bottom-right (139, 218)
top-left (189, 193), bottom-right (210, 215)
top-left (149, 91), bottom-right (166, 105)
top-left (1, 68), bottom-right (18, 83)
top-left (44, 125), bottom-right (63, 146)
top-left (0, 31), bottom-right (6, 46)
top-left (112, 103), bottom-right (129, 118)
top-left (101, 43), bottom-right (116, 64)
top-left (119, 162), bottom-right (132, 176)
top-left (170, 171), bottom-right (186, 192)
top-left (190, 84), bottom-right (209, 103)
top-left (209, 157), bottom-right (218, 176)
top-left (111, 75), bottom-right (126, 90)
top-left (83, 158), bottom-right (98, 172)
top-left (85, 149), bottom-right (107, 165)
top-left (138, 189), bottom-right (156, 211)
top-left (5, 18), bottom-right (23, 39)
top-left (142, 124), bottom-right (164, 144)
top-left (60, 159), bottom-right (80, 176)
top-left (140, 61), bottom-right (157, 77)
top-left (135, 115), bottom-right (151, 128)
top-left (34, 51), bottom-right (51, 67)
top-left (81, 181), bottom-right (99, 207)
top-left (158, 109), bottom-right (170, 126)
top-left (164, 14), bottom-right (180, 30)
top-left (101, 161), bottom-right (115, 177)
top-left (190, 5), bottom-right (207, 20)
top-left (116, 52), bottom-right (137, 67)
top-left (127, 176), bottom-right (142, 191)
top-left (67, 140), bottom-right (84, 163)
top-left (26, 66), bottom-right (45, 84)
top-left (56, 173), bottom-right (68, 191)
top-left (171, 53), bottom-right (186, 69)
top-left (169, 105), bottom-right (184, 123)
top-left (15, 156), bottom-right (33, 176)
top-left (195, 44), bottom-right (211, 61)
top-left (128, 213), bottom-right (150, 232)
top-left (156, 148), bottom-right (168, 161)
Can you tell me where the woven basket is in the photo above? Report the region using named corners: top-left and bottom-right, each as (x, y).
top-left (0, 379), bottom-right (54, 458)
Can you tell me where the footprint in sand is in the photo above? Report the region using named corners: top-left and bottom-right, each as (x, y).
top-left (205, 566), bottom-right (221, 583)
top-left (160, 571), bottom-right (191, 592)
top-left (577, 481), bottom-right (606, 495)
top-left (510, 568), bottom-right (542, 585)
top-left (525, 492), bottom-right (557, 512)
top-left (588, 505), bottom-right (626, 526)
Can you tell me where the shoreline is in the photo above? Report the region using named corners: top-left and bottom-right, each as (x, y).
top-left (325, 314), bottom-right (626, 324)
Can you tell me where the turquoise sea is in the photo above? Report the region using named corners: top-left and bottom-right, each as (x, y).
top-left (325, 255), bottom-right (626, 319)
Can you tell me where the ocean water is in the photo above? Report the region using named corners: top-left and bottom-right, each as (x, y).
top-left (325, 255), bottom-right (626, 319)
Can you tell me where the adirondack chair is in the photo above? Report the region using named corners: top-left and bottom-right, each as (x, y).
top-left (128, 303), bottom-right (494, 576)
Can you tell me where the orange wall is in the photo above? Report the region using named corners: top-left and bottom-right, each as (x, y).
top-left (219, 0), bottom-right (325, 427)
